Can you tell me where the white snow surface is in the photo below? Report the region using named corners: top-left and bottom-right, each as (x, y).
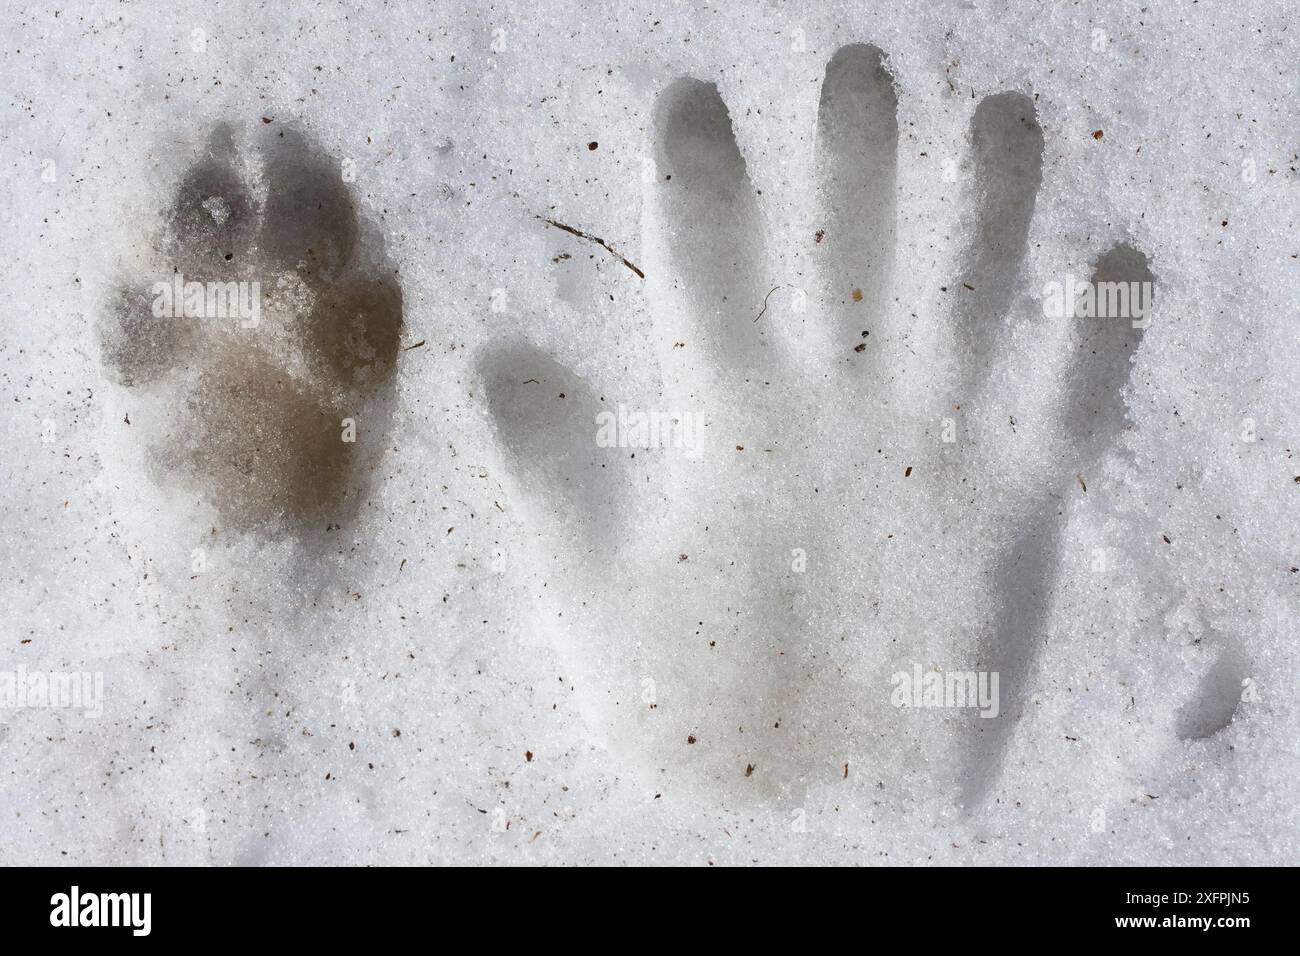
top-left (0, 0), bottom-right (1296, 864)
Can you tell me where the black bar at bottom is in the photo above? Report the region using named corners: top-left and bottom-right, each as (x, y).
top-left (0, 866), bottom-right (1281, 943)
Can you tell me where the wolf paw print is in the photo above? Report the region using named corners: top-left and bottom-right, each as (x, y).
top-left (99, 123), bottom-right (402, 537)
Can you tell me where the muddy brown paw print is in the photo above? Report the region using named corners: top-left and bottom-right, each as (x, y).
top-left (99, 123), bottom-right (402, 536)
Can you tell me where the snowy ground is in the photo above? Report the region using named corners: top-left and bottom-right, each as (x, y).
top-left (0, 0), bottom-right (1296, 864)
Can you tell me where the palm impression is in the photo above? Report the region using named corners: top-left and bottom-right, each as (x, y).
top-left (99, 123), bottom-right (402, 540)
top-left (483, 45), bottom-right (1159, 804)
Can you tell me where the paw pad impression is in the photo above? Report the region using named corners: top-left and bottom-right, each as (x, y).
top-left (100, 123), bottom-right (403, 536)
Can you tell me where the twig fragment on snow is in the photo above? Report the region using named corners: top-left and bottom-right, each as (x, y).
top-left (537, 216), bottom-right (645, 279)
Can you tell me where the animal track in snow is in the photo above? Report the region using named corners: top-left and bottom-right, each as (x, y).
top-left (99, 123), bottom-right (402, 538)
top-left (481, 45), bottom-right (1171, 803)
